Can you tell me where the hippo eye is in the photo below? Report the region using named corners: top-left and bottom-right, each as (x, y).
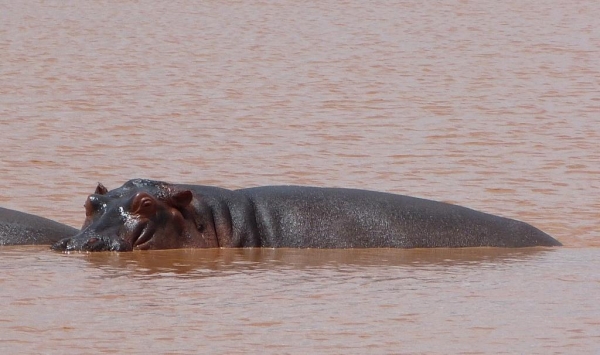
top-left (141, 198), bottom-right (153, 208)
top-left (132, 193), bottom-right (157, 215)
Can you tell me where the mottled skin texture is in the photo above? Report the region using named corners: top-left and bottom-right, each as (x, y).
top-left (0, 207), bottom-right (79, 246)
top-left (52, 179), bottom-right (562, 252)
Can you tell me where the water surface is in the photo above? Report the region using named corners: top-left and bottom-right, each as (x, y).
top-left (0, 0), bottom-right (598, 353)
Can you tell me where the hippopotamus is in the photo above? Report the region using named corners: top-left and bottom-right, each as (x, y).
top-left (51, 179), bottom-right (561, 252)
top-left (1, 206), bottom-right (79, 246)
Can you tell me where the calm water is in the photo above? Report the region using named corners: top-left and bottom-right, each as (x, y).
top-left (1, 0), bottom-right (599, 353)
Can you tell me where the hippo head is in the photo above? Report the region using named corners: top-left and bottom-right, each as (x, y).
top-left (52, 179), bottom-right (220, 252)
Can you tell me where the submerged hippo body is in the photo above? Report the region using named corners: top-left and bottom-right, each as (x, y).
top-left (1, 207), bottom-right (78, 246)
top-left (51, 179), bottom-right (561, 252)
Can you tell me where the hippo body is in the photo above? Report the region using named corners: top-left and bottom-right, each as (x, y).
top-left (0, 207), bottom-right (78, 246)
top-left (52, 179), bottom-right (562, 252)
top-left (238, 186), bottom-right (559, 248)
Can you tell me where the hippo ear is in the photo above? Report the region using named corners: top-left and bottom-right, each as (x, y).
top-left (169, 190), bottom-right (193, 209)
top-left (95, 183), bottom-right (108, 195)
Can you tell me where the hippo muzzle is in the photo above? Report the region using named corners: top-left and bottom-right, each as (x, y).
top-left (52, 233), bottom-right (133, 252)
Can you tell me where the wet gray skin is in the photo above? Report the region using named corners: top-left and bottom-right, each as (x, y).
top-left (52, 180), bottom-right (216, 252)
top-left (1, 207), bottom-right (78, 246)
top-left (52, 179), bottom-right (562, 252)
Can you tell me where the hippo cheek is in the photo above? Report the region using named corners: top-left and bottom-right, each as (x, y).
top-left (135, 226), bottom-right (184, 250)
top-left (137, 210), bottom-right (193, 249)
top-left (129, 221), bottom-right (158, 250)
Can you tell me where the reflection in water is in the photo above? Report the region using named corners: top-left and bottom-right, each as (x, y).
top-left (77, 247), bottom-right (557, 278)
top-left (1, 246), bottom-right (597, 355)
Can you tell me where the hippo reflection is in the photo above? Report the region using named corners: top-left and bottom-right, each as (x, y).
top-left (52, 179), bottom-right (561, 252)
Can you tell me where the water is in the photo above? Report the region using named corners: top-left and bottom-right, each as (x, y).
top-left (1, 247), bottom-right (598, 354)
top-left (1, 0), bottom-right (599, 353)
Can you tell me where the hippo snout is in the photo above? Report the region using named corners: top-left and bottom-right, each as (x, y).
top-left (51, 233), bottom-right (132, 252)
top-left (50, 237), bottom-right (70, 251)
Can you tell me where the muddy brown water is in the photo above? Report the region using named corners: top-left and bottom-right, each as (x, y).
top-left (1, 1), bottom-right (599, 354)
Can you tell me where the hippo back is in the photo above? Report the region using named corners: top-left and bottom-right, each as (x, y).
top-left (236, 186), bottom-right (561, 248)
top-left (0, 207), bottom-right (79, 246)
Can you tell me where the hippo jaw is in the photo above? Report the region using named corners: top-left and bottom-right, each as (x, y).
top-left (129, 220), bottom-right (156, 250)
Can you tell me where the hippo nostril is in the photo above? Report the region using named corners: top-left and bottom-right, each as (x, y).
top-left (50, 237), bottom-right (71, 252)
top-left (83, 237), bottom-right (110, 252)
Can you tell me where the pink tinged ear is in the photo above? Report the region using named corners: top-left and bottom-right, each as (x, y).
top-left (95, 183), bottom-right (108, 195)
top-left (170, 190), bottom-right (194, 209)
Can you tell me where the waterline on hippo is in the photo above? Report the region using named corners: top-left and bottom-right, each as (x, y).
top-left (51, 179), bottom-right (562, 252)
